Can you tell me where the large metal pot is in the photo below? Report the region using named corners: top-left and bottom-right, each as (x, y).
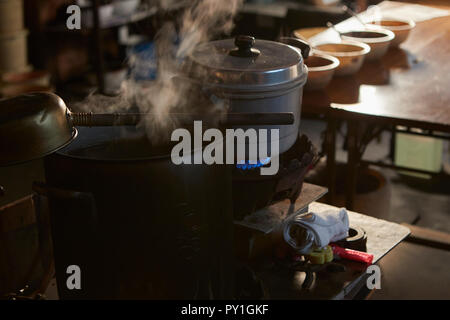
top-left (37, 126), bottom-right (234, 299)
top-left (186, 35), bottom-right (310, 154)
top-left (0, 92), bottom-right (296, 167)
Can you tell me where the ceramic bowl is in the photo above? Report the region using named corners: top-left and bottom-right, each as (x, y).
top-left (340, 29), bottom-right (395, 60)
top-left (313, 41), bottom-right (370, 76)
top-left (366, 19), bottom-right (415, 47)
top-left (304, 53), bottom-right (340, 90)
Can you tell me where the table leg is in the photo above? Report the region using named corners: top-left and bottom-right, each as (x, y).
top-left (389, 126), bottom-right (396, 162)
top-left (326, 117), bottom-right (337, 204)
top-left (346, 120), bottom-right (359, 210)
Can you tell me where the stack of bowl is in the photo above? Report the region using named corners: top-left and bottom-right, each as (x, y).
top-left (0, 0), bottom-right (52, 97)
top-left (365, 18), bottom-right (416, 47)
top-left (294, 15), bottom-right (415, 89)
top-left (340, 29), bottom-right (395, 60)
top-left (304, 53), bottom-right (340, 90)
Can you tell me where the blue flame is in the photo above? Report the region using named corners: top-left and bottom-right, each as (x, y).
top-left (236, 157), bottom-right (271, 170)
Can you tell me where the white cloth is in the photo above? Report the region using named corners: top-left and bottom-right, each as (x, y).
top-left (283, 208), bottom-right (349, 254)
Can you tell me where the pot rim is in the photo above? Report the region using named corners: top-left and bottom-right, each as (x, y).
top-left (366, 18), bottom-right (416, 31)
top-left (1, 128), bottom-right (77, 167)
top-left (187, 38), bottom-right (307, 87)
top-left (340, 29), bottom-right (395, 44)
top-left (314, 41), bottom-right (371, 57)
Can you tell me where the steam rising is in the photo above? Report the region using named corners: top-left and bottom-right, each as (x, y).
top-left (77, 0), bottom-right (243, 142)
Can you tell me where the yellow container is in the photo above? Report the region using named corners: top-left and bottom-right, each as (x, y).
top-left (0, 0), bottom-right (24, 34)
top-left (0, 30), bottom-right (28, 74)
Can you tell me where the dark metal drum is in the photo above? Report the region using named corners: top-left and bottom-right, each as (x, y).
top-left (40, 126), bottom-right (234, 299)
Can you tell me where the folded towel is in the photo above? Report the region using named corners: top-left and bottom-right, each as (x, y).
top-left (283, 208), bottom-right (350, 254)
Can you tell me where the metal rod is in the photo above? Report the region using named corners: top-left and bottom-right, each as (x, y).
top-left (71, 113), bottom-right (140, 126)
top-left (226, 113), bottom-right (294, 126)
top-left (71, 112), bottom-right (295, 127)
top-left (92, 0), bottom-right (106, 95)
top-left (325, 117), bottom-right (337, 204)
top-left (395, 127), bottom-right (450, 140)
top-left (327, 21), bottom-right (342, 38)
top-left (345, 120), bottom-right (359, 210)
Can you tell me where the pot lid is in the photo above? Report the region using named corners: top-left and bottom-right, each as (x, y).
top-left (187, 35), bottom-right (307, 87)
top-left (0, 93), bottom-right (77, 167)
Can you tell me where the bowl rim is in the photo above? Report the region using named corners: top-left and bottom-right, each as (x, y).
top-left (305, 53), bottom-right (340, 72)
top-left (366, 18), bottom-right (416, 31)
top-left (313, 40), bottom-right (371, 57)
top-left (340, 28), bottom-right (395, 43)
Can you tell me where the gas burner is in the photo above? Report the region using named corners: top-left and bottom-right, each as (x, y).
top-left (232, 135), bottom-right (318, 220)
top-left (236, 157), bottom-right (272, 170)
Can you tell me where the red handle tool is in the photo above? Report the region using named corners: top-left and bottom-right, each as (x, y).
top-left (330, 244), bottom-right (374, 264)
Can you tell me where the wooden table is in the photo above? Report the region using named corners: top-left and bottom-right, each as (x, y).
top-left (302, 0), bottom-right (450, 209)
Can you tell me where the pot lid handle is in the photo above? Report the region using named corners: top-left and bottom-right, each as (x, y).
top-left (278, 37), bottom-right (311, 59)
top-left (229, 35), bottom-right (261, 58)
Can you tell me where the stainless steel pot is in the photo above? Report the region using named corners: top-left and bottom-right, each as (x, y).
top-left (0, 92), bottom-right (296, 166)
top-left (186, 35), bottom-right (310, 154)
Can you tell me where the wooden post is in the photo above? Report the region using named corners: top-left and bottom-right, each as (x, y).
top-left (92, 0), bottom-right (105, 94)
top-left (346, 120), bottom-right (359, 210)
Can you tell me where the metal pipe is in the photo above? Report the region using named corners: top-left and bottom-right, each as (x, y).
top-left (92, 0), bottom-right (106, 94)
top-left (361, 160), bottom-right (443, 176)
top-left (342, 5), bottom-right (366, 26)
top-left (70, 112), bottom-right (295, 126)
top-left (225, 112), bottom-right (294, 125)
